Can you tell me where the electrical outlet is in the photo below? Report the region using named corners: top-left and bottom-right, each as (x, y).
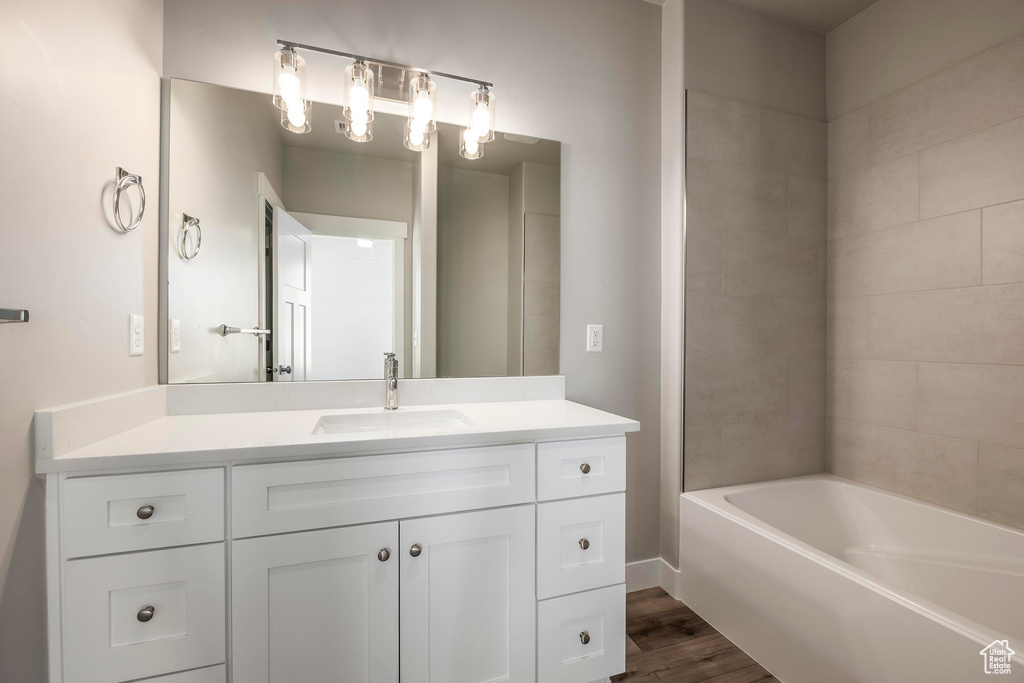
top-left (587, 324), bottom-right (603, 353)
top-left (129, 314), bottom-right (144, 356)
top-left (169, 319), bottom-right (181, 353)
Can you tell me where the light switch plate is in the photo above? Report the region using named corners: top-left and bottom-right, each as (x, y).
top-left (129, 314), bottom-right (144, 356)
top-left (169, 319), bottom-right (181, 353)
top-left (587, 324), bottom-right (603, 353)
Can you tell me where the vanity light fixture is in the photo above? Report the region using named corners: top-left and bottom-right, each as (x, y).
top-left (273, 48), bottom-right (310, 133)
top-left (273, 40), bottom-right (495, 159)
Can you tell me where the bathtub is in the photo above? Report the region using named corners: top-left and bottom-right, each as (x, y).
top-left (678, 474), bottom-right (1024, 682)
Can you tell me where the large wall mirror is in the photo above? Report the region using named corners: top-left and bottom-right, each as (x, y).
top-left (162, 79), bottom-right (561, 383)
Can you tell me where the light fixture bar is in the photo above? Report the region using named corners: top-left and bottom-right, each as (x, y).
top-left (277, 40), bottom-right (493, 88)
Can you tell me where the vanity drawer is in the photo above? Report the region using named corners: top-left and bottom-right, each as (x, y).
top-left (147, 664), bottom-right (225, 682)
top-left (232, 443), bottom-right (535, 537)
top-left (63, 544), bottom-right (225, 683)
top-left (538, 583), bottom-right (626, 683)
top-left (61, 469), bottom-right (224, 558)
top-left (537, 436), bottom-right (626, 501)
top-left (537, 493), bottom-right (625, 599)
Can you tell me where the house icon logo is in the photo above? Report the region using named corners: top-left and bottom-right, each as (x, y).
top-left (980, 640), bottom-right (1015, 675)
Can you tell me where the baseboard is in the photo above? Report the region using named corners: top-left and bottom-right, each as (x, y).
top-left (626, 556), bottom-right (684, 599)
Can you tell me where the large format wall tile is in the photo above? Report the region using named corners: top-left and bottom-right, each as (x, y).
top-left (789, 176), bottom-right (827, 240)
top-left (982, 199), bottom-right (1024, 285)
top-left (828, 107), bottom-right (869, 181)
top-left (685, 213), bottom-right (724, 294)
top-left (866, 284), bottom-right (1024, 365)
top-left (686, 91), bottom-right (759, 167)
top-left (789, 357), bottom-right (825, 420)
top-left (918, 363), bottom-right (1024, 449)
top-left (828, 211), bottom-right (981, 298)
top-left (721, 418), bottom-right (825, 486)
top-left (685, 357), bottom-right (788, 427)
top-left (688, 158), bottom-right (789, 235)
top-left (685, 293), bottom-right (759, 362)
top-left (826, 297), bottom-right (867, 360)
top-left (759, 108), bottom-right (827, 180)
top-left (684, 425), bottom-right (721, 491)
top-left (757, 296), bottom-right (825, 359)
top-left (978, 443), bottom-right (1024, 528)
top-left (724, 232), bottom-right (819, 298)
top-left (920, 115), bottom-right (1024, 218)
top-left (868, 33), bottom-right (1024, 168)
top-left (828, 154), bottom-right (919, 238)
top-left (828, 419), bottom-right (978, 514)
top-left (826, 359), bottom-right (918, 430)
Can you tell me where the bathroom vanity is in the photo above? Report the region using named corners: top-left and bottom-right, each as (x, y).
top-left (37, 379), bottom-right (637, 683)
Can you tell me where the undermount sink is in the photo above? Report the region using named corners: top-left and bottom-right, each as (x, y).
top-left (312, 409), bottom-right (475, 435)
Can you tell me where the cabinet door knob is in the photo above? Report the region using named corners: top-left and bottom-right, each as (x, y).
top-left (580, 463), bottom-right (592, 474)
top-left (580, 631), bottom-right (591, 645)
top-left (579, 538), bottom-right (590, 550)
top-left (377, 548), bottom-right (391, 562)
top-left (409, 544), bottom-right (422, 558)
top-left (136, 505), bottom-right (155, 520)
top-left (137, 606), bottom-right (155, 623)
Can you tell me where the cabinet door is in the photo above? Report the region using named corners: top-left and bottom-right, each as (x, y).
top-left (232, 522), bottom-right (398, 683)
top-left (400, 505), bottom-right (536, 683)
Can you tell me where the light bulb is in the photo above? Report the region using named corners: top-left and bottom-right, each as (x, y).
top-left (414, 89), bottom-right (432, 119)
top-left (471, 102), bottom-right (490, 138)
top-left (279, 66), bottom-right (300, 100)
top-left (350, 79), bottom-right (369, 109)
top-left (351, 107), bottom-right (368, 125)
top-left (286, 106), bottom-right (306, 129)
top-left (463, 128), bottom-right (479, 156)
top-left (409, 127), bottom-right (425, 147)
top-left (351, 119), bottom-right (368, 137)
top-left (410, 116), bottom-right (427, 134)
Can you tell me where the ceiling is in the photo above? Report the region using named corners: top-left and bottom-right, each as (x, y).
top-left (720, 0), bottom-right (878, 33)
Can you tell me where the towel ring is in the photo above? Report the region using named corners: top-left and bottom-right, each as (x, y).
top-left (113, 167), bottom-right (146, 232)
top-left (181, 214), bottom-right (202, 260)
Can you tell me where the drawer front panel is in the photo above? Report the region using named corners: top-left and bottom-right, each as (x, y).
top-left (538, 584), bottom-right (626, 683)
top-left (537, 494), bottom-right (625, 599)
top-left (537, 437), bottom-right (626, 501)
top-left (64, 544), bottom-right (225, 683)
top-left (232, 443), bottom-right (535, 537)
top-left (146, 664), bottom-right (226, 682)
top-left (62, 469), bottom-right (224, 558)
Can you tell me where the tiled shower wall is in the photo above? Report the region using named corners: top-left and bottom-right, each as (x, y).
top-left (827, 33), bottom-right (1024, 529)
top-left (684, 90), bottom-right (827, 490)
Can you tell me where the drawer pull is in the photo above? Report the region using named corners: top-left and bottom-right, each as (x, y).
top-left (136, 505), bottom-right (155, 520)
top-left (580, 463), bottom-right (592, 474)
top-left (377, 548), bottom-right (391, 562)
top-left (579, 538), bottom-right (590, 550)
top-left (410, 544), bottom-right (422, 558)
top-left (137, 605), bottom-right (155, 623)
top-left (580, 630), bottom-right (591, 645)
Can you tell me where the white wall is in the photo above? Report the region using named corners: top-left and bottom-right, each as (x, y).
top-left (437, 167), bottom-right (510, 377)
top-left (166, 80), bottom-right (284, 382)
top-left (0, 1), bottom-right (163, 678)
top-left (162, 0), bottom-right (663, 562)
top-left (684, 0), bottom-right (826, 121)
top-left (827, 0), bottom-right (1024, 120)
top-left (283, 147), bottom-right (413, 223)
top-left (310, 235), bottom-right (395, 379)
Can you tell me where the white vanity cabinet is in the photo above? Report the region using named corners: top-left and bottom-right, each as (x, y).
top-left (46, 434), bottom-right (629, 683)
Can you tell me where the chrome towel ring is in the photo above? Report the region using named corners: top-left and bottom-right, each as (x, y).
top-left (113, 167), bottom-right (146, 232)
top-left (181, 214), bottom-right (202, 260)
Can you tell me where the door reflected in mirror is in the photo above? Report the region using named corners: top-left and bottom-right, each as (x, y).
top-left (164, 78), bottom-right (560, 383)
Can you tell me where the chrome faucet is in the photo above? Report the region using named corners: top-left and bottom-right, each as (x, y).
top-left (384, 353), bottom-right (399, 410)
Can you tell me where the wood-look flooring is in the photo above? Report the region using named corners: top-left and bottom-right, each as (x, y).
top-left (612, 587), bottom-right (775, 683)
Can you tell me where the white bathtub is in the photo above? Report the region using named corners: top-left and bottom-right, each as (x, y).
top-left (678, 474), bottom-right (1024, 682)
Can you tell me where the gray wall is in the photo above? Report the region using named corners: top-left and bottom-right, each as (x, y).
top-left (826, 30), bottom-right (1024, 529)
top-left (0, 1), bottom-right (163, 680)
top-left (163, 0), bottom-right (663, 563)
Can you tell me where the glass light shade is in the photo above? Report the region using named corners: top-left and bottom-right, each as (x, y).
top-left (344, 62), bottom-right (376, 127)
top-left (406, 73), bottom-right (437, 138)
top-left (404, 120), bottom-right (430, 151)
top-left (280, 99), bottom-right (311, 134)
top-left (345, 115), bottom-right (373, 143)
top-left (273, 49), bottom-right (307, 112)
top-left (467, 87), bottom-right (496, 143)
top-left (459, 127), bottom-right (484, 160)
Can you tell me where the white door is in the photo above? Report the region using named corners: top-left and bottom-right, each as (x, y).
top-left (400, 506), bottom-right (536, 683)
top-left (232, 522), bottom-right (399, 683)
top-left (273, 207), bottom-right (312, 380)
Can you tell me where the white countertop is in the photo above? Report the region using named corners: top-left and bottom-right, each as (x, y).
top-left (38, 400), bottom-right (639, 474)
